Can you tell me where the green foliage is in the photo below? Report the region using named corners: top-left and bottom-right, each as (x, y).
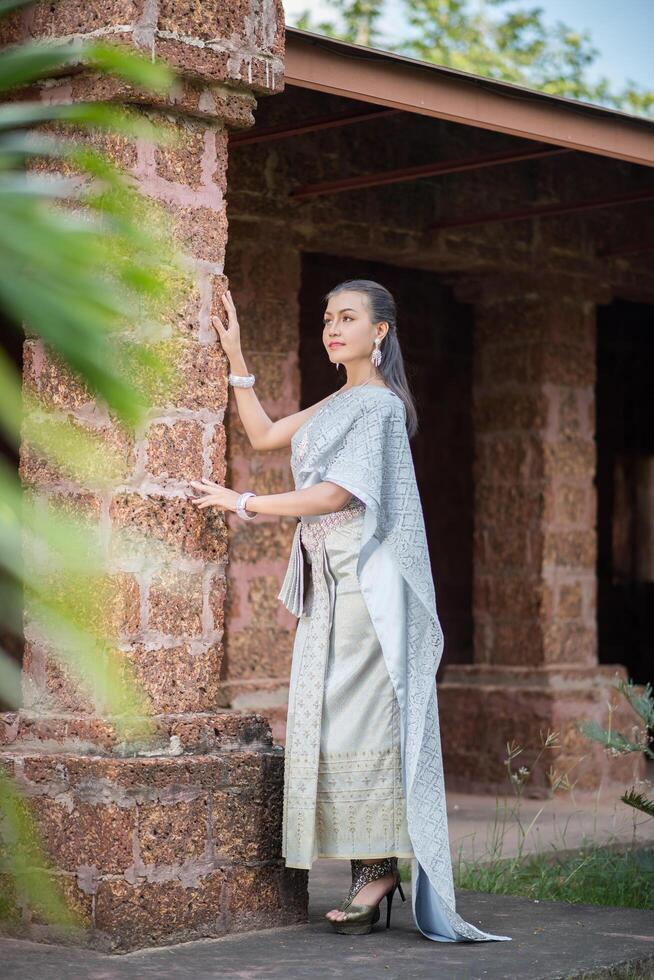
top-left (289, 0), bottom-right (653, 118)
top-left (621, 789), bottom-right (654, 819)
top-left (452, 722), bottom-right (654, 911)
top-left (296, 0), bottom-right (385, 45)
top-left (456, 843), bottom-right (654, 910)
top-left (577, 677), bottom-right (654, 821)
top-left (0, 0), bottom-right (197, 930)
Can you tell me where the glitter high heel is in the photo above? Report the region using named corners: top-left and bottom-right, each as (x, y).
top-left (330, 856), bottom-right (406, 935)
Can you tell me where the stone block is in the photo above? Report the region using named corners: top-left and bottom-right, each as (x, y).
top-left (208, 573), bottom-right (227, 632)
top-left (122, 641), bottom-right (223, 713)
top-left (147, 567), bottom-right (203, 636)
top-left (543, 621), bottom-right (596, 664)
top-left (538, 344), bottom-right (595, 387)
top-left (131, 339), bottom-right (228, 413)
top-left (159, 199), bottom-right (228, 263)
top-left (487, 619), bottom-right (544, 666)
top-left (477, 483), bottom-right (543, 528)
top-left (229, 519), bottom-right (295, 564)
top-left (154, 123), bottom-right (228, 192)
top-left (208, 424), bottom-right (227, 483)
top-left (544, 439), bottom-right (595, 479)
top-left (19, 416), bottom-right (136, 490)
top-left (230, 351), bottom-right (298, 404)
top-left (226, 628), bottom-right (292, 681)
top-left (28, 0), bottom-right (138, 38)
top-left (27, 797), bottom-right (134, 875)
top-left (154, 38), bottom-right (232, 86)
top-left (475, 391), bottom-right (547, 433)
top-left (144, 419), bottom-right (204, 482)
top-left (225, 866), bottom-right (280, 917)
top-left (543, 529), bottom-right (596, 568)
top-left (558, 389), bottom-right (584, 438)
top-left (477, 343), bottom-right (533, 386)
top-left (158, 0), bottom-right (278, 49)
top-left (138, 796), bottom-right (209, 865)
top-left (23, 341), bottom-right (93, 412)
top-left (556, 484), bottom-right (589, 524)
top-left (474, 574), bottom-right (543, 620)
top-left (557, 581), bottom-right (583, 619)
top-left (231, 297), bottom-right (301, 353)
top-left (94, 873), bottom-right (225, 950)
top-left (110, 493), bottom-right (227, 562)
top-left (27, 645), bottom-right (96, 714)
top-left (24, 873), bottom-right (94, 929)
top-left (27, 121), bottom-right (139, 175)
top-left (212, 785), bottom-right (281, 860)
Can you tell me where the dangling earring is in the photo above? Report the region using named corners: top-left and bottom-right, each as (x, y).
top-left (371, 337), bottom-right (382, 367)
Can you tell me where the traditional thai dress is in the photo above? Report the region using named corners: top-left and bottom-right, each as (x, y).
top-left (278, 384), bottom-right (512, 944)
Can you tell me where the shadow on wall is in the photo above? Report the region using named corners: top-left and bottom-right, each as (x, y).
top-left (597, 298), bottom-right (654, 693)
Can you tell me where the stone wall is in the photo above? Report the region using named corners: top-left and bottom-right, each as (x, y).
top-left (221, 83), bottom-right (651, 792)
top-left (0, 0), bottom-right (309, 951)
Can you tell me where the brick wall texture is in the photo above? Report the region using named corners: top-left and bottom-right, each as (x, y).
top-left (0, 0), bottom-right (310, 953)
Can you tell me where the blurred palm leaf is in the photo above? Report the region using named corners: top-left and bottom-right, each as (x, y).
top-left (0, 3), bottom-right (201, 930)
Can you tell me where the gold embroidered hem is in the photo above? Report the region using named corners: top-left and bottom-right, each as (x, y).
top-left (282, 505), bottom-right (414, 868)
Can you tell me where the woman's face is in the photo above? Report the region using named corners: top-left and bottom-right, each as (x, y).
top-left (322, 290), bottom-right (385, 365)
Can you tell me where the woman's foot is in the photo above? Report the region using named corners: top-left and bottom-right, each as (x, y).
top-left (324, 859), bottom-right (396, 922)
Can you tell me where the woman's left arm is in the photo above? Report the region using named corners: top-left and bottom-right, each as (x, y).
top-left (189, 479), bottom-right (352, 517)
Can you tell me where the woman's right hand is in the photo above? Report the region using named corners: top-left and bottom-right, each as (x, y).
top-left (212, 290), bottom-right (242, 362)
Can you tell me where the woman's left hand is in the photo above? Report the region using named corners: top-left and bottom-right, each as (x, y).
top-left (189, 479), bottom-right (241, 512)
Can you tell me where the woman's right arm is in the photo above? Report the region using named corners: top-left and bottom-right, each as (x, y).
top-left (214, 292), bottom-right (333, 452)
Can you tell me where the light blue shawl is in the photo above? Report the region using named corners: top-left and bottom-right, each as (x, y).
top-left (279, 384), bottom-right (512, 943)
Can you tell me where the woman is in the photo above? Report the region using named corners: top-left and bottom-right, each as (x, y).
top-left (190, 280), bottom-right (511, 944)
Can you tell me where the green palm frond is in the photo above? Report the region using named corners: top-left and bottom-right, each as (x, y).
top-left (620, 788), bottom-right (654, 818)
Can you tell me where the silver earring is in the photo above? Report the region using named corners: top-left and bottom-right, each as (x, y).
top-left (371, 337), bottom-right (382, 367)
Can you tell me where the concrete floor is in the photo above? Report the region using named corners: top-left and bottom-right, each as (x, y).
top-left (1, 783), bottom-right (653, 979)
top-left (2, 857), bottom-right (654, 979)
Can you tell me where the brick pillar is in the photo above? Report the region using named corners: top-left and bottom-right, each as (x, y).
top-left (439, 272), bottom-right (645, 795)
top-left (222, 238), bottom-right (302, 742)
top-left (0, 1), bottom-right (307, 951)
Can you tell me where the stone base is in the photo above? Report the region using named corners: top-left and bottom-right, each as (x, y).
top-left (0, 712), bottom-right (307, 952)
top-left (439, 664), bottom-right (646, 797)
top-left (221, 680), bottom-right (291, 746)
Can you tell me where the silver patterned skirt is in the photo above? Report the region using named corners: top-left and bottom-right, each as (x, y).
top-left (282, 500), bottom-right (414, 868)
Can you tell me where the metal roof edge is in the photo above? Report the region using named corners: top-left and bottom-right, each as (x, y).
top-left (284, 26), bottom-right (654, 166)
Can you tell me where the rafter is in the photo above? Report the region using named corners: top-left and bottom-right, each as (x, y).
top-left (229, 107), bottom-right (400, 146)
top-left (428, 187), bottom-right (654, 230)
top-left (289, 146), bottom-right (571, 199)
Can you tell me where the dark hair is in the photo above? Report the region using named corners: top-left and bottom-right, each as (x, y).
top-left (323, 278), bottom-right (418, 438)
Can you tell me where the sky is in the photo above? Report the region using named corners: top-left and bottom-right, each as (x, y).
top-left (282, 0), bottom-right (653, 94)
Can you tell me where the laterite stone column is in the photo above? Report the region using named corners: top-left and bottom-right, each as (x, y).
top-left (0, 0), bottom-right (307, 951)
top-left (439, 273), bottom-right (645, 795)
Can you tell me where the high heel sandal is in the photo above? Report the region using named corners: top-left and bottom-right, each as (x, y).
top-left (329, 856), bottom-right (407, 935)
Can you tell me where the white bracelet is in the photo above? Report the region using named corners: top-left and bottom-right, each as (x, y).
top-left (236, 491), bottom-right (257, 520)
top-left (228, 373), bottom-right (256, 388)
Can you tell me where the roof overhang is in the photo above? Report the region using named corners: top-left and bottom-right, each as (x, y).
top-left (284, 28), bottom-right (654, 169)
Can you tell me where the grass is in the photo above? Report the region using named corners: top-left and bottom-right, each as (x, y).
top-left (455, 842), bottom-right (654, 910)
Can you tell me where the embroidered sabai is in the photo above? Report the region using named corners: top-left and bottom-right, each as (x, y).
top-left (277, 384), bottom-right (512, 945)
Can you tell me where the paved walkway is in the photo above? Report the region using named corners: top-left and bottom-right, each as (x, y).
top-left (2, 858), bottom-right (653, 979)
top-left (2, 782), bottom-right (653, 979)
